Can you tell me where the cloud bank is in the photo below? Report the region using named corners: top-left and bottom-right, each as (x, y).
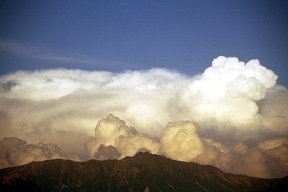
top-left (0, 137), bottom-right (80, 168)
top-left (0, 56), bottom-right (287, 178)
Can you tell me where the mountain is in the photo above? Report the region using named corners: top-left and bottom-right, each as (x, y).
top-left (0, 152), bottom-right (287, 192)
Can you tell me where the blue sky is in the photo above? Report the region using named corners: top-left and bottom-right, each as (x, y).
top-left (0, 0), bottom-right (287, 86)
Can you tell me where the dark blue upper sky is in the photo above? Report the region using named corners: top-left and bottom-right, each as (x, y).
top-left (0, 0), bottom-right (287, 86)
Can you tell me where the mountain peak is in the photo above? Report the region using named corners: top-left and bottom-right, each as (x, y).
top-left (0, 153), bottom-right (287, 192)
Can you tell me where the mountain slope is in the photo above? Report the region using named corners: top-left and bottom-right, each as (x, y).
top-left (0, 152), bottom-right (287, 192)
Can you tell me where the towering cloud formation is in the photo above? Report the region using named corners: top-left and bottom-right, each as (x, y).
top-left (0, 56), bottom-right (287, 177)
top-left (160, 121), bottom-right (204, 161)
top-left (179, 56), bottom-right (277, 126)
top-left (85, 114), bottom-right (159, 159)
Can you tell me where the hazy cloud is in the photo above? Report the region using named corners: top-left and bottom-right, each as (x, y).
top-left (0, 137), bottom-right (81, 168)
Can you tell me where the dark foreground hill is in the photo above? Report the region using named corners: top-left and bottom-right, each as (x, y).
top-left (0, 152), bottom-right (287, 192)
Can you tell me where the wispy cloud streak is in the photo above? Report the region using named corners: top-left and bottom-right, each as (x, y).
top-left (0, 39), bottom-right (134, 68)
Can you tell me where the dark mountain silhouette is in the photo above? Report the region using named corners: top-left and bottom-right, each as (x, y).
top-left (0, 152), bottom-right (287, 192)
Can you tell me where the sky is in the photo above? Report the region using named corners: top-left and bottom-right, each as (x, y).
top-left (0, 0), bottom-right (288, 179)
top-left (0, 0), bottom-right (288, 86)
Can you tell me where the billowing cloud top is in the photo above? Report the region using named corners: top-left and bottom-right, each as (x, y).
top-left (0, 56), bottom-right (287, 178)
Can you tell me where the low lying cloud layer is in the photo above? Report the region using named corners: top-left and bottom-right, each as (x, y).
top-left (0, 137), bottom-right (80, 168)
top-left (0, 56), bottom-right (287, 178)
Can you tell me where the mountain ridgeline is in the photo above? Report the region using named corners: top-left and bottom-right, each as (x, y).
top-left (0, 152), bottom-right (287, 192)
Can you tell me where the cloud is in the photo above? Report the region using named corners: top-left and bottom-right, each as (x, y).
top-left (259, 138), bottom-right (288, 150)
top-left (85, 114), bottom-right (160, 159)
top-left (85, 114), bottom-right (132, 158)
top-left (0, 137), bottom-right (81, 168)
top-left (258, 85), bottom-right (288, 134)
top-left (177, 56), bottom-right (277, 126)
top-left (0, 56), bottom-right (287, 177)
top-left (160, 121), bottom-right (204, 161)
